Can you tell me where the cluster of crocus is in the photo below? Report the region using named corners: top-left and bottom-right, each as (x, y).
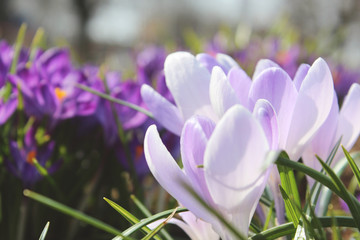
top-left (142, 51), bottom-right (360, 237)
top-left (0, 40), bottom-right (178, 185)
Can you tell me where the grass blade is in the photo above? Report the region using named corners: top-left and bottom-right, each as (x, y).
top-left (76, 84), bottom-right (153, 118)
top-left (103, 197), bottom-right (162, 240)
top-left (112, 208), bottom-right (188, 240)
top-left (131, 195), bottom-right (173, 240)
top-left (141, 207), bottom-right (178, 240)
top-left (342, 145), bottom-right (360, 188)
top-left (38, 222), bottom-right (50, 240)
top-left (316, 156), bottom-right (360, 230)
top-left (279, 185), bottom-right (299, 227)
top-left (23, 190), bottom-right (130, 239)
top-left (10, 23), bottom-right (27, 74)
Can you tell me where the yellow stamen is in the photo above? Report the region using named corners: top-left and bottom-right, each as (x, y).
top-left (26, 150), bottom-right (37, 165)
top-left (55, 87), bottom-right (67, 101)
top-left (135, 145), bottom-right (144, 162)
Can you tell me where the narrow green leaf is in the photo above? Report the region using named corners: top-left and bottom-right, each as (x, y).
top-left (23, 190), bottom-right (129, 239)
top-left (307, 197), bottom-right (326, 239)
top-left (342, 145), bottom-right (360, 188)
top-left (104, 197), bottom-right (139, 224)
top-left (38, 222), bottom-right (50, 240)
top-left (29, 27), bottom-right (46, 63)
top-left (141, 207), bottom-right (177, 240)
top-left (250, 216), bottom-right (356, 240)
top-left (10, 23), bottom-right (27, 74)
top-left (103, 198), bottom-right (162, 240)
top-left (316, 156), bottom-right (360, 230)
top-left (279, 185), bottom-right (299, 227)
top-left (76, 84), bottom-right (153, 118)
top-left (131, 195), bottom-right (173, 240)
top-left (263, 202), bottom-right (274, 231)
top-left (306, 137), bottom-right (342, 214)
top-left (113, 208), bottom-right (188, 240)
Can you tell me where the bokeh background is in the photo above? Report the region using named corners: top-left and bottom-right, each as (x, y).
top-left (1, 1), bottom-right (360, 239)
top-left (1, 0), bottom-right (360, 69)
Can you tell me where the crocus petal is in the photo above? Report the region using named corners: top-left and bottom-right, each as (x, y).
top-left (227, 67), bottom-right (252, 108)
top-left (144, 125), bottom-right (214, 224)
top-left (302, 91), bottom-right (339, 187)
top-left (204, 105), bottom-right (269, 211)
top-left (209, 66), bottom-right (240, 117)
top-left (164, 52), bottom-right (211, 120)
top-left (141, 84), bottom-right (184, 135)
top-left (253, 99), bottom-right (279, 149)
top-left (335, 83), bottom-right (360, 158)
top-left (181, 116), bottom-right (215, 204)
top-left (215, 53), bottom-right (239, 73)
top-left (249, 67), bottom-right (297, 148)
top-left (196, 53), bottom-right (219, 73)
top-left (285, 58), bottom-right (334, 160)
top-left (252, 59), bottom-right (280, 80)
top-left (293, 64), bottom-right (310, 91)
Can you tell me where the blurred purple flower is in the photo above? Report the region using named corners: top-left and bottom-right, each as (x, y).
top-left (0, 40), bottom-right (28, 88)
top-left (5, 127), bottom-right (60, 188)
top-left (144, 106), bottom-right (276, 238)
top-left (8, 48), bottom-right (72, 119)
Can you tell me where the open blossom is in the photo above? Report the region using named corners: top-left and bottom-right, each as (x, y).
top-left (141, 51), bottom-right (334, 160)
top-left (302, 83), bottom-right (360, 188)
top-left (144, 105), bottom-right (277, 238)
top-left (142, 51), bottom-right (337, 224)
top-left (5, 127), bottom-right (60, 187)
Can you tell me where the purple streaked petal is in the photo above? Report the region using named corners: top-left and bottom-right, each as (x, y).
top-left (253, 99), bottom-right (279, 149)
top-left (0, 94), bottom-right (18, 125)
top-left (196, 53), bottom-right (219, 73)
top-left (141, 84), bottom-right (184, 135)
top-left (215, 53), bottom-right (239, 73)
top-left (302, 92), bottom-right (339, 187)
top-left (249, 67), bottom-right (297, 148)
top-left (164, 52), bottom-right (211, 120)
top-left (293, 64), bottom-right (310, 91)
top-left (209, 66), bottom-right (240, 117)
top-left (181, 116), bottom-right (215, 205)
top-left (335, 83), bottom-right (360, 160)
top-left (204, 105), bottom-right (269, 212)
top-left (252, 59), bottom-right (280, 80)
top-left (227, 67), bottom-right (252, 108)
top-left (285, 58), bottom-right (334, 160)
top-left (144, 125), bottom-right (215, 223)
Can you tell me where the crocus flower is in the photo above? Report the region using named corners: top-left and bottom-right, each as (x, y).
top-left (144, 105), bottom-right (276, 238)
top-left (142, 51), bottom-right (335, 224)
top-left (5, 127), bottom-right (60, 188)
top-left (8, 48), bottom-right (72, 119)
top-left (302, 83), bottom-right (360, 188)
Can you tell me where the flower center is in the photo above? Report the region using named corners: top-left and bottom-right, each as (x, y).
top-left (26, 150), bottom-right (37, 165)
top-left (55, 87), bottom-right (67, 101)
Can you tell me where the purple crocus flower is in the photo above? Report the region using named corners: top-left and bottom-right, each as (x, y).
top-left (54, 66), bottom-right (101, 119)
top-left (136, 46), bottom-right (167, 85)
top-left (0, 40), bottom-right (28, 88)
top-left (302, 83), bottom-right (360, 188)
top-left (141, 51), bottom-right (336, 224)
top-left (8, 48), bottom-right (72, 119)
top-left (95, 71), bottom-right (148, 145)
top-left (5, 127), bottom-right (59, 188)
top-left (144, 106), bottom-right (277, 238)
